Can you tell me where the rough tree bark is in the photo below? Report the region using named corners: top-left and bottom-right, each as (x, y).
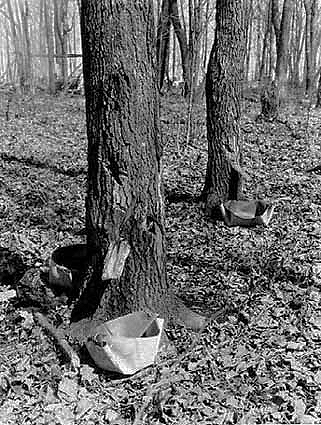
top-left (202, 0), bottom-right (244, 219)
top-left (73, 0), bottom-right (204, 332)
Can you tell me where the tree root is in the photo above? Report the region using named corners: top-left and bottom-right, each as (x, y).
top-left (166, 294), bottom-right (207, 331)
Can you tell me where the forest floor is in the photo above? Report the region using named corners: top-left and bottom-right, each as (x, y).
top-left (0, 91), bottom-right (321, 424)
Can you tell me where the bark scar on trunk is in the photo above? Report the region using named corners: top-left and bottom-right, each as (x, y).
top-left (102, 240), bottom-right (131, 280)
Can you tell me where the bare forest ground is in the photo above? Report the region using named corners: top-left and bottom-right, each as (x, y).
top-left (0, 91), bottom-right (321, 424)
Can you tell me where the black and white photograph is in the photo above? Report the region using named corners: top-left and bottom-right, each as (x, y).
top-left (0, 0), bottom-right (321, 424)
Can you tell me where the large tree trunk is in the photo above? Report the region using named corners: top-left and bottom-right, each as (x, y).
top-left (73, 0), bottom-right (205, 332)
top-left (75, 0), bottom-right (167, 322)
top-left (202, 0), bottom-right (244, 218)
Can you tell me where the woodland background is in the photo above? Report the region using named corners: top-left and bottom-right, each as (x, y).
top-left (1, 1), bottom-right (321, 425)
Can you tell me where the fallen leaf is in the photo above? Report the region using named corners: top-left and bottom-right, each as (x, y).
top-left (80, 364), bottom-right (97, 384)
top-left (58, 377), bottom-right (79, 403)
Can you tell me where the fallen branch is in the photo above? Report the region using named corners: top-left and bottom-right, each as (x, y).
top-left (34, 312), bottom-right (80, 370)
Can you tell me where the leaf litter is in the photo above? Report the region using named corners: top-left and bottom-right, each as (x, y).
top-left (0, 92), bottom-right (321, 423)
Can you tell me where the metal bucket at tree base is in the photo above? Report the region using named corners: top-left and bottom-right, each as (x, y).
top-left (220, 200), bottom-right (275, 227)
top-left (49, 244), bottom-right (88, 290)
top-left (86, 311), bottom-right (164, 375)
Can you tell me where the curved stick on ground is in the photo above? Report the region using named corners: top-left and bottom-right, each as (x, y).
top-left (34, 312), bottom-right (80, 370)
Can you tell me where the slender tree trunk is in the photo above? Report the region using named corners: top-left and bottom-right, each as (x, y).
top-left (74, 0), bottom-right (205, 332)
top-left (304, 0), bottom-right (316, 95)
top-left (254, 5), bottom-right (261, 80)
top-left (316, 67), bottom-right (321, 107)
top-left (53, 0), bottom-right (69, 85)
top-left (292, 0), bottom-right (304, 87)
top-left (73, 12), bottom-right (77, 72)
top-left (0, 50), bottom-right (3, 76)
top-left (268, 15), bottom-right (274, 79)
top-left (190, 0), bottom-right (202, 91)
top-left (170, 0), bottom-right (190, 96)
top-left (44, 0), bottom-right (55, 94)
top-left (261, 0), bottom-right (293, 119)
top-left (6, 26), bottom-right (13, 81)
top-left (172, 27), bottom-right (176, 82)
top-left (39, 0), bottom-right (47, 79)
top-left (259, 0), bottom-right (272, 81)
top-left (202, 0), bottom-right (210, 69)
top-left (156, 0), bottom-right (171, 90)
top-left (245, 0), bottom-right (253, 81)
top-left (188, 0), bottom-right (194, 94)
top-left (19, 0), bottom-right (32, 91)
top-left (202, 0), bottom-right (244, 218)
top-left (274, 0), bottom-right (294, 98)
top-left (7, 0), bottom-right (23, 86)
top-left (61, 1), bottom-right (69, 83)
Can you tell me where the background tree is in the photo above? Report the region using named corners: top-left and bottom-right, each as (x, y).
top-left (303, 0), bottom-right (317, 95)
top-left (156, 0), bottom-right (171, 90)
top-left (274, 0), bottom-right (294, 97)
top-left (156, 0), bottom-right (211, 98)
top-left (53, 0), bottom-right (70, 86)
top-left (0, 0), bottom-right (82, 93)
top-left (259, 0), bottom-right (294, 119)
top-left (202, 0), bottom-right (244, 218)
top-left (316, 69), bottom-right (321, 107)
top-left (44, 0), bottom-right (55, 94)
top-left (73, 0), bottom-right (204, 331)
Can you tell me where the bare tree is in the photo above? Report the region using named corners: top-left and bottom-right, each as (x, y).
top-left (53, 0), bottom-right (69, 86)
top-left (303, 0), bottom-right (317, 95)
top-left (274, 0), bottom-right (294, 97)
top-left (156, 0), bottom-right (171, 90)
top-left (73, 0), bottom-right (205, 332)
top-left (44, 0), bottom-right (55, 93)
top-left (202, 0), bottom-right (244, 218)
